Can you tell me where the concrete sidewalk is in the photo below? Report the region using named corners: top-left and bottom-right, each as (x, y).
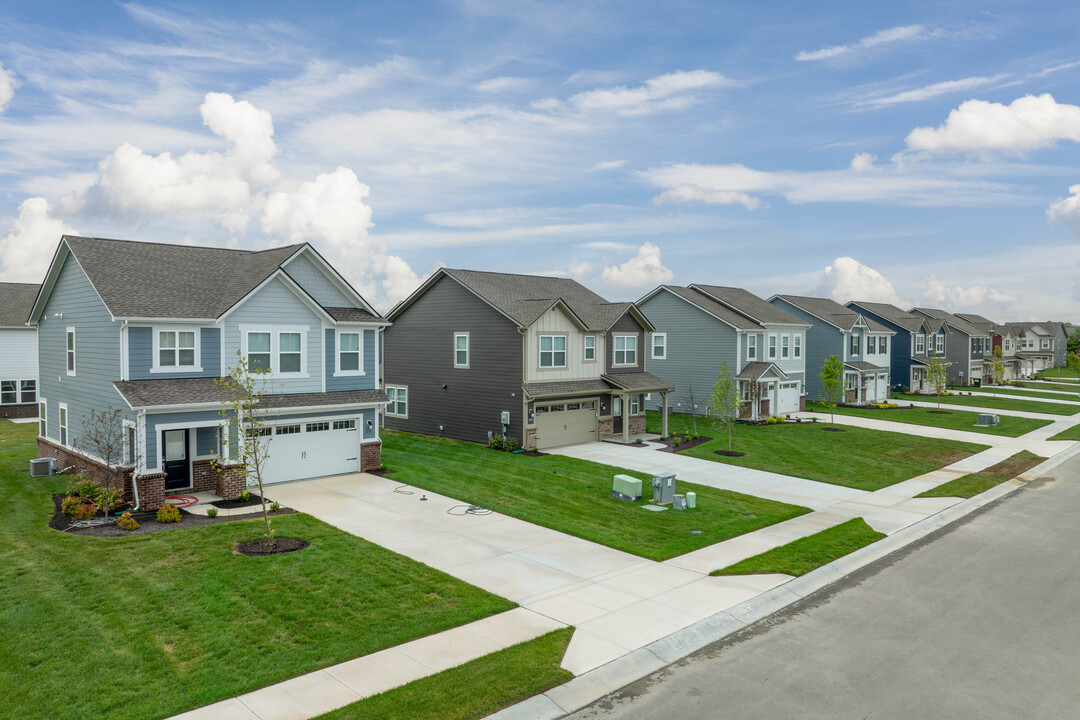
top-left (897, 398), bottom-right (1073, 420)
top-left (960, 389), bottom-right (1080, 404)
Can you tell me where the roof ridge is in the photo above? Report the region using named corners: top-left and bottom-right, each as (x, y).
top-left (66, 234), bottom-right (304, 257)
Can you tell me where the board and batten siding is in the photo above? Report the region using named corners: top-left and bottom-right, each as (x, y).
top-left (639, 289), bottom-right (738, 414)
top-left (769, 299), bottom-right (840, 402)
top-left (0, 328), bottom-right (37, 380)
top-left (383, 274), bottom-right (523, 444)
top-left (37, 254), bottom-right (134, 447)
top-left (283, 253), bottom-right (355, 308)
top-left (523, 306), bottom-right (605, 384)
top-left (127, 326), bottom-right (221, 380)
top-left (324, 328), bottom-right (377, 392)
top-left (222, 277), bottom-right (323, 394)
top-left (604, 312), bottom-right (645, 376)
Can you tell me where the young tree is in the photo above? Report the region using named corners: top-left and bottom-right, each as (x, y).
top-left (709, 363), bottom-right (742, 452)
top-left (76, 408), bottom-right (136, 518)
top-left (216, 350), bottom-right (278, 545)
top-left (990, 346), bottom-right (1005, 395)
top-left (1067, 351), bottom-right (1080, 380)
top-left (819, 355), bottom-right (845, 427)
top-left (926, 350), bottom-right (949, 408)
top-left (744, 379), bottom-right (763, 421)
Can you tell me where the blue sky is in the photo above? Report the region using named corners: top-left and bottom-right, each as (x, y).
top-left (0, 1), bottom-right (1078, 318)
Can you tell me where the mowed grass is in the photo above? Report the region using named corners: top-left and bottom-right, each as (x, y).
top-left (950, 385), bottom-right (1080, 403)
top-left (892, 392), bottom-right (1080, 416)
top-left (916, 450), bottom-right (1046, 499)
top-left (315, 628), bottom-right (573, 720)
top-left (381, 431), bottom-right (809, 561)
top-left (1035, 368), bottom-right (1080, 381)
top-left (1050, 423), bottom-right (1080, 441)
top-left (806, 401), bottom-right (1050, 438)
top-left (0, 421), bottom-right (516, 720)
top-left (711, 518), bottom-right (886, 577)
top-left (648, 412), bottom-right (987, 492)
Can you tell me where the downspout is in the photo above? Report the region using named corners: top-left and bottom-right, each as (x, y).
top-left (130, 409), bottom-right (145, 511)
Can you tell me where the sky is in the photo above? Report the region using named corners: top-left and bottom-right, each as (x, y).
top-left (0, 1), bottom-right (1078, 319)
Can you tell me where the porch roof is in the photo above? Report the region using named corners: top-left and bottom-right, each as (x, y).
top-left (844, 360), bottom-right (887, 372)
top-left (910, 355), bottom-right (953, 366)
top-left (521, 379), bottom-right (611, 398)
top-left (602, 372), bottom-right (676, 392)
top-left (114, 377), bottom-right (387, 410)
top-left (736, 361), bottom-right (787, 381)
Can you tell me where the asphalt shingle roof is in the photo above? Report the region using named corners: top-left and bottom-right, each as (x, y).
top-left (325, 307), bottom-right (383, 323)
top-left (736, 361), bottom-right (786, 380)
top-left (521, 379), bottom-right (613, 398)
top-left (691, 284), bottom-right (805, 326)
top-left (602, 372), bottom-right (675, 391)
top-left (911, 307), bottom-right (982, 337)
top-left (657, 286), bottom-right (764, 331)
top-left (954, 313), bottom-right (997, 335)
top-left (776, 295), bottom-right (891, 333)
top-left (846, 300), bottom-right (925, 333)
top-left (844, 360), bottom-right (886, 372)
top-left (0, 282), bottom-right (39, 327)
top-left (113, 378), bottom-right (387, 409)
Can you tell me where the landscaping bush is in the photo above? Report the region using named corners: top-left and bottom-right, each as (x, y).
top-left (673, 437), bottom-right (681, 447)
top-left (238, 490), bottom-right (252, 502)
top-left (67, 477), bottom-right (101, 500)
top-left (489, 434), bottom-right (504, 450)
top-left (115, 512), bottom-right (139, 531)
top-left (206, 507), bottom-right (218, 518)
top-left (270, 501), bottom-right (281, 512)
top-left (156, 503), bottom-right (181, 524)
top-left (94, 486), bottom-right (124, 514)
top-left (765, 415), bottom-right (784, 425)
top-left (61, 495), bottom-right (87, 517)
top-left (71, 502), bottom-right (95, 522)
top-left (635, 438), bottom-right (643, 444)
top-left (505, 437), bottom-right (520, 452)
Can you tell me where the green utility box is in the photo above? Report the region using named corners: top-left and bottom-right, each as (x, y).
top-left (611, 474), bottom-right (643, 502)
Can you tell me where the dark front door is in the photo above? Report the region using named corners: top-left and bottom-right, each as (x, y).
top-left (162, 429), bottom-right (190, 491)
top-left (612, 396), bottom-right (623, 434)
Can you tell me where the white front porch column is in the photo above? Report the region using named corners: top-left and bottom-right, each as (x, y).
top-left (661, 391), bottom-right (669, 438)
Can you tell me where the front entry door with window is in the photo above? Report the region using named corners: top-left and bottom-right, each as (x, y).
top-left (162, 429), bottom-right (190, 491)
top-left (612, 396), bottom-right (623, 434)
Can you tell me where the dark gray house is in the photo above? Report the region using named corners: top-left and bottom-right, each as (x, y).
top-left (845, 301), bottom-right (949, 393)
top-left (768, 295), bottom-right (893, 404)
top-left (383, 269), bottom-right (674, 450)
top-left (910, 307), bottom-right (989, 386)
top-left (0, 282), bottom-right (39, 419)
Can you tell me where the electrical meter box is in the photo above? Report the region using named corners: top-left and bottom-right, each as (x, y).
top-left (611, 474), bottom-right (643, 502)
top-left (501, 411), bottom-right (511, 425)
top-left (652, 473), bottom-right (676, 504)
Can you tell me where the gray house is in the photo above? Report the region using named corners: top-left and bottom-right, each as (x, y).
top-left (1040, 321), bottom-right (1070, 368)
top-left (638, 284), bottom-right (809, 420)
top-left (768, 295), bottom-right (894, 405)
top-left (910, 308), bottom-right (989, 386)
top-left (1005, 322), bottom-right (1057, 375)
top-left (383, 268), bottom-right (674, 450)
top-left (30, 235), bottom-right (388, 510)
top-left (0, 282), bottom-right (40, 420)
top-left (845, 301), bottom-right (949, 394)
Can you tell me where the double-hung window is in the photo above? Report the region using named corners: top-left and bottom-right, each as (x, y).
top-left (337, 332), bottom-right (362, 373)
top-left (916, 334), bottom-right (926, 354)
top-left (793, 335), bottom-right (801, 358)
top-left (879, 336), bottom-right (888, 355)
top-left (614, 335), bottom-right (637, 366)
top-left (584, 335), bottom-right (595, 361)
top-left (768, 335), bottom-right (777, 359)
top-left (1042, 339), bottom-right (1051, 349)
top-left (279, 333), bottom-right (302, 373)
top-left (747, 335), bottom-right (757, 359)
top-left (66, 328), bottom-right (76, 376)
top-left (781, 335), bottom-right (790, 359)
top-left (630, 394), bottom-right (641, 415)
top-left (539, 335), bottom-right (566, 368)
top-left (156, 329), bottom-right (198, 370)
top-left (850, 334), bottom-right (860, 356)
top-left (1, 381), bottom-right (15, 404)
top-left (651, 333), bottom-right (666, 360)
top-left (59, 403), bottom-right (68, 446)
top-left (39, 400), bottom-right (47, 438)
top-left (244, 327), bottom-right (306, 375)
top-left (867, 337), bottom-right (876, 354)
top-left (935, 334), bottom-right (944, 354)
top-left (247, 332), bottom-right (272, 372)
top-left (454, 332), bottom-right (469, 368)
top-left (386, 385), bottom-right (408, 417)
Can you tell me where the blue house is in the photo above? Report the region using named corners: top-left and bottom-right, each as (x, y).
top-left (845, 301), bottom-right (948, 393)
top-left (29, 236), bottom-right (388, 510)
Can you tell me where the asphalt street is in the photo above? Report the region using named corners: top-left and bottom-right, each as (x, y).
top-left (569, 452), bottom-right (1080, 720)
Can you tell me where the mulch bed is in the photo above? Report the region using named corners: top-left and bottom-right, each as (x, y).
top-left (822, 427), bottom-right (847, 432)
top-left (658, 435), bottom-right (712, 453)
top-left (49, 494), bottom-right (295, 537)
top-left (367, 467), bottom-right (397, 477)
top-left (927, 410), bottom-right (953, 414)
top-left (714, 449), bottom-right (746, 457)
top-left (236, 537), bottom-right (309, 556)
top-left (518, 450), bottom-right (547, 456)
top-left (211, 494), bottom-right (269, 509)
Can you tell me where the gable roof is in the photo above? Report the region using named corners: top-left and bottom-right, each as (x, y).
top-left (736, 361), bottom-right (787, 381)
top-left (910, 307), bottom-right (982, 336)
top-left (645, 286), bottom-right (764, 331)
top-left (1005, 321), bottom-right (1052, 337)
top-left (690, 284), bottom-right (807, 326)
top-left (0, 282), bottom-right (40, 328)
top-left (846, 300), bottom-right (926, 333)
top-left (31, 236), bottom-right (384, 323)
top-left (773, 294), bottom-right (891, 333)
top-left (954, 313), bottom-right (997, 335)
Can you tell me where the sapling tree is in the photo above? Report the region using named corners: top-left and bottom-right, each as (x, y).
top-left (1068, 351), bottom-right (1080, 380)
top-left (709, 363), bottom-right (742, 452)
top-left (926, 351), bottom-right (949, 408)
top-left (77, 408), bottom-right (137, 518)
top-left (819, 355), bottom-right (845, 427)
top-left (216, 350), bottom-right (278, 545)
top-left (990, 346), bottom-right (1005, 395)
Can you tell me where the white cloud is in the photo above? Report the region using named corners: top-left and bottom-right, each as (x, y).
top-left (0, 63), bottom-right (19, 113)
top-left (653, 184), bottom-right (762, 209)
top-left (858, 74), bottom-right (1009, 108)
top-left (599, 242), bottom-right (674, 287)
top-left (906, 94), bottom-right (1080, 155)
top-left (0, 198), bottom-right (77, 283)
top-left (590, 160), bottom-right (625, 171)
top-left (1047, 184), bottom-right (1080, 239)
top-left (850, 153), bottom-right (876, 172)
top-left (817, 257), bottom-right (905, 305)
top-left (244, 58), bottom-right (416, 118)
top-left (372, 253), bottom-right (427, 308)
top-left (796, 25), bottom-right (926, 62)
top-left (922, 275), bottom-right (1018, 309)
top-left (558, 70), bottom-right (734, 116)
top-left (579, 241), bottom-right (635, 252)
top-left (473, 76), bottom-right (532, 93)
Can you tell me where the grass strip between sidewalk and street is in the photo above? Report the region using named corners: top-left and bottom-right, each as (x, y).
top-left (1049, 424), bottom-right (1080, 441)
top-left (314, 628), bottom-right (574, 720)
top-left (805, 401), bottom-right (1050, 438)
top-left (710, 518), bottom-right (886, 578)
top-left (916, 450), bottom-right (1047, 499)
top-left (948, 386), bottom-right (1080, 403)
top-left (1034, 369), bottom-right (1080, 382)
top-left (891, 392), bottom-right (1080, 416)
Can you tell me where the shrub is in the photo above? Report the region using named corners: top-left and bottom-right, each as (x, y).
top-left (635, 438), bottom-right (643, 445)
top-left (67, 477), bottom-right (101, 500)
top-left (673, 437), bottom-right (681, 447)
top-left (116, 512), bottom-right (139, 531)
top-left (206, 507), bottom-right (218, 518)
top-left (62, 495), bottom-right (87, 516)
top-left (238, 490), bottom-right (252, 502)
top-left (765, 415), bottom-right (784, 425)
top-left (270, 501), bottom-right (281, 512)
top-left (94, 486), bottom-right (124, 515)
top-left (156, 503), bottom-right (181, 523)
top-left (811, 417), bottom-right (818, 423)
top-left (505, 437), bottom-right (520, 452)
top-left (488, 434), bottom-right (504, 450)
top-left (71, 502), bottom-right (95, 522)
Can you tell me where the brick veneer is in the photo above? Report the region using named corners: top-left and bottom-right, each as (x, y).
top-left (627, 414), bottom-right (646, 436)
top-left (799, 395), bottom-right (807, 411)
top-left (361, 441), bottom-right (382, 471)
top-left (844, 389), bottom-right (857, 404)
top-left (192, 459), bottom-right (246, 500)
top-left (1, 403), bottom-right (37, 420)
top-left (524, 427), bottom-right (537, 451)
top-left (597, 417), bottom-right (614, 440)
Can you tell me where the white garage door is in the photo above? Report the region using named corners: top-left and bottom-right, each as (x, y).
top-left (261, 419), bottom-right (360, 484)
top-left (875, 374), bottom-right (888, 403)
top-left (776, 382), bottom-right (800, 414)
top-left (535, 401), bottom-right (597, 449)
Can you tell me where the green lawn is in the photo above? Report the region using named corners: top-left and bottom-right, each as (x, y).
top-left (381, 431), bottom-right (809, 562)
top-left (0, 421), bottom-right (517, 720)
top-left (892, 392), bottom-right (1080, 416)
top-left (806, 401), bottom-right (1050, 438)
top-left (1050, 424), bottom-right (1080, 441)
top-left (315, 628), bottom-right (573, 720)
top-left (1017, 381), bottom-right (1080, 391)
top-left (1035, 368), bottom-right (1080, 381)
top-left (711, 518), bottom-right (885, 577)
top-left (916, 451), bottom-right (1046, 499)
top-left (949, 385), bottom-right (1080, 403)
top-left (648, 412), bottom-right (987, 492)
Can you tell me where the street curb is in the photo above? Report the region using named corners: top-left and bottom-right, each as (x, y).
top-left (484, 439), bottom-right (1080, 720)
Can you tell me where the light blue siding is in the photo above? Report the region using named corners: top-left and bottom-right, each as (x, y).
top-left (145, 409), bottom-right (225, 468)
top-left (324, 328), bottom-right (377, 391)
top-left (284, 253), bottom-right (354, 307)
top-left (128, 326), bottom-right (220, 380)
top-left (196, 426), bottom-right (221, 456)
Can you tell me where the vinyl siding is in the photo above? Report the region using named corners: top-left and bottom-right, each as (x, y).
top-left (196, 425), bottom-right (222, 456)
top-left (324, 328), bottom-right (377, 391)
top-left (524, 306), bottom-right (604, 383)
top-left (127, 326), bottom-right (221, 380)
top-left (145, 409), bottom-right (226, 470)
top-left (846, 304), bottom-right (914, 390)
top-left (283, 253), bottom-right (355, 308)
top-left (383, 274), bottom-right (523, 444)
top-left (639, 289), bottom-right (738, 413)
top-left (222, 277), bottom-right (323, 393)
top-left (765, 324), bottom-right (806, 388)
top-left (37, 254), bottom-right (133, 447)
top-left (769, 299), bottom-right (840, 402)
top-left (0, 328), bottom-right (37, 381)
top-left (605, 313), bottom-right (645, 375)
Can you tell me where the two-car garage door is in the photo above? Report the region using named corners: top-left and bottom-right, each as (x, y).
top-left (261, 418), bottom-right (360, 484)
top-left (534, 401), bottom-right (597, 450)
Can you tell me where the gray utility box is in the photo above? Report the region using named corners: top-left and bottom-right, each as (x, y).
top-left (673, 494), bottom-right (686, 510)
top-left (30, 457), bottom-right (57, 477)
top-left (652, 472), bottom-right (676, 504)
top-left (975, 413), bottom-right (1000, 427)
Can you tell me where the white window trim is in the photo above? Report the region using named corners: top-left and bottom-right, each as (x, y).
top-left (915, 334), bottom-right (926, 354)
top-left (66, 327), bottom-right (76, 376)
top-left (240, 324), bottom-right (310, 378)
top-left (122, 419), bottom-right (137, 466)
top-left (613, 334), bottom-right (638, 367)
top-left (583, 335), bottom-right (596, 362)
top-left (538, 334), bottom-right (568, 369)
top-left (630, 394), bottom-right (641, 415)
top-left (850, 333), bottom-right (860, 356)
top-left (58, 402), bottom-right (69, 446)
top-left (879, 336), bottom-right (888, 355)
top-left (747, 335), bottom-right (757, 359)
top-left (651, 333), bottom-right (667, 360)
top-left (935, 335), bottom-right (944, 354)
top-left (334, 329), bottom-right (366, 377)
top-left (793, 334), bottom-right (801, 358)
top-left (385, 384), bottom-right (408, 418)
top-left (39, 398), bottom-right (47, 439)
top-left (768, 334), bottom-right (777, 359)
top-left (151, 326), bottom-right (203, 373)
top-left (781, 335), bottom-right (790, 359)
top-left (454, 332), bottom-right (470, 369)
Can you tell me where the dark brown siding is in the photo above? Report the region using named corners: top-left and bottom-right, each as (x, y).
top-left (383, 275), bottom-right (524, 444)
top-left (605, 312), bottom-right (646, 375)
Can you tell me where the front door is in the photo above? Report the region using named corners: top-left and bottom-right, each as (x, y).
top-left (612, 396), bottom-right (623, 434)
top-left (162, 429), bottom-right (190, 491)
